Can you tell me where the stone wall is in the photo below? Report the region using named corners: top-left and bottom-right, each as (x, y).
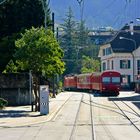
top-left (0, 73), bottom-right (31, 106)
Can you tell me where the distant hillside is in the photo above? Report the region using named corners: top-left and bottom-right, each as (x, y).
top-left (50, 0), bottom-right (140, 29)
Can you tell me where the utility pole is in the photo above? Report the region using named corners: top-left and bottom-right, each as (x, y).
top-left (41, 0), bottom-right (50, 28)
top-left (77, 0), bottom-right (84, 22)
top-left (51, 12), bottom-right (56, 98)
top-left (52, 12), bottom-right (55, 34)
top-left (56, 27), bottom-right (59, 41)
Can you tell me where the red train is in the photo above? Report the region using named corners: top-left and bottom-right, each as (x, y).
top-left (64, 71), bottom-right (121, 96)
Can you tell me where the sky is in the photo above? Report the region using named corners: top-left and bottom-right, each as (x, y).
top-left (50, 0), bottom-right (140, 29)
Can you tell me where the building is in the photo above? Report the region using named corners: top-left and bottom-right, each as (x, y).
top-left (98, 24), bottom-right (140, 88)
top-left (88, 27), bottom-right (117, 45)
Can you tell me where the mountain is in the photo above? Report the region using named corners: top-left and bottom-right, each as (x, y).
top-left (50, 0), bottom-right (140, 29)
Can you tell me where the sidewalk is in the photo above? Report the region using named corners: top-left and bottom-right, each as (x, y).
top-left (0, 92), bottom-right (72, 128)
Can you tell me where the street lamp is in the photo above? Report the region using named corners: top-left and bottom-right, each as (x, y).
top-left (136, 18), bottom-right (140, 22)
top-left (119, 37), bottom-right (136, 49)
top-left (119, 36), bottom-right (137, 82)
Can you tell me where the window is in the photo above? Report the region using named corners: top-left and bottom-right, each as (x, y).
top-left (120, 60), bottom-right (130, 69)
top-left (106, 47), bottom-right (112, 55)
top-left (111, 60), bottom-right (114, 69)
top-left (107, 60), bottom-right (110, 70)
top-left (102, 47), bottom-right (112, 56)
top-left (103, 49), bottom-right (105, 56)
top-left (137, 60), bottom-right (140, 75)
top-left (102, 77), bottom-right (111, 83)
top-left (102, 62), bottom-right (106, 71)
top-left (112, 77), bottom-right (120, 83)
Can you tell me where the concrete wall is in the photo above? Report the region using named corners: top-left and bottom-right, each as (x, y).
top-left (0, 73), bottom-right (31, 106)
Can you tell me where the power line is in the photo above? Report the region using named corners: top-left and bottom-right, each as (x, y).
top-left (91, 0), bottom-right (116, 18)
top-left (112, 1), bottom-right (128, 28)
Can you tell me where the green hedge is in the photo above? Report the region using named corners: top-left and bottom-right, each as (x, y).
top-left (0, 98), bottom-right (8, 109)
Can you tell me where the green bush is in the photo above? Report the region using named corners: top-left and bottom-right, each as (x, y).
top-left (0, 98), bottom-right (8, 109)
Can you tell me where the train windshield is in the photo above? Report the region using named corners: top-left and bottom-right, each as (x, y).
top-left (102, 77), bottom-right (111, 83)
top-left (112, 77), bottom-right (120, 83)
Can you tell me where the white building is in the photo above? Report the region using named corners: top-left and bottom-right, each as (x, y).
top-left (98, 24), bottom-right (140, 87)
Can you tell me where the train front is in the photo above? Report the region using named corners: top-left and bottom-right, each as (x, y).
top-left (101, 71), bottom-right (121, 96)
top-left (64, 75), bottom-right (77, 91)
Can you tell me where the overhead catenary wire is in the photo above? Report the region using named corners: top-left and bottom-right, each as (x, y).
top-left (119, 0), bottom-right (140, 28)
top-left (91, 0), bottom-right (117, 18)
top-left (112, 1), bottom-right (128, 29)
top-left (124, 0), bottom-right (138, 24)
top-left (91, 0), bottom-right (138, 29)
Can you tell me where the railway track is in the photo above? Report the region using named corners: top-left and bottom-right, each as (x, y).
top-left (113, 101), bottom-right (140, 132)
top-left (49, 94), bottom-right (73, 121)
top-left (122, 101), bottom-right (140, 117)
top-left (92, 98), bottom-right (117, 140)
top-left (89, 94), bottom-right (96, 140)
top-left (19, 94), bottom-right (74, 140)
top-left (69, 94), bottom-right (96, 140)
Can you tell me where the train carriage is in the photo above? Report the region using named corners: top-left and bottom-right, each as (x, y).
top-left (64, 75), bottom-right (77, 91)
top-left (77, 73), bottom-right (92, 91)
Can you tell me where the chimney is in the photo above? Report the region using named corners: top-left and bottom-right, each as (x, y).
top-left (130, 21), bottom-right (134, 35)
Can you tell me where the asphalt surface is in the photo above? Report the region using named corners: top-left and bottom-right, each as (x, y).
top-left (0, 91), bottom-right (140, 140)
top-left (0, 92), bottom-right (72, 127)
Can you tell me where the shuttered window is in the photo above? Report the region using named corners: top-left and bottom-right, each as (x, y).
top-left (120, 60), bottom-right (130, 69)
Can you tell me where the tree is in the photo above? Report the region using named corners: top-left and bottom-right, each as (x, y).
top-left (60, 7), bottom-right (100, 75)
top-left (73, 20), bottom-right (90, 73)
top-left (12, 27), bottom-right (65, 110)
top-left (14, 27), bottom-right (65, 76)
top-left (3, 60), bottom-right (18, 73)
top-left (60, 7), bottom-right (77, 74)
top-left (0, 0), bottom-right (47, 72)
top-left (0, 34), bottom-right (18, 72)
top-left (0, 0), bottom-right (44, 38)
top-left (80, 56), bottom-right (100, 74)
top-left (79, 44), bottom-right (99, 59)
top-left (76, 20), bottom-right (89, 47)
top-left (61, 7), bottom-right (77, 48)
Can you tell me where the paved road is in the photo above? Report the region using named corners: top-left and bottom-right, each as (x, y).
top-left (0, 91), bottom-right (140, 140)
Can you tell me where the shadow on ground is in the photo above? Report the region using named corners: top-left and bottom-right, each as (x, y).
top-left (0, 109), bottom-right (40, 118)
top-left (108, 94), bottom-right (140, 110)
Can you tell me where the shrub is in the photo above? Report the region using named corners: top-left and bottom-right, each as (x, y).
top-left (0, 98), bottom-right (8, 109)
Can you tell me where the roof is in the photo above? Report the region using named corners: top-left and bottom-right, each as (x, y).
top-left (89, 31), bottom-right (116, 45)
top-left (107, 25), bottom-right (140, 53)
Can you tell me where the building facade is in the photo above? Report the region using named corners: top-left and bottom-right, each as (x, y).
top-left (98, 24), bottom-right (140, 87)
